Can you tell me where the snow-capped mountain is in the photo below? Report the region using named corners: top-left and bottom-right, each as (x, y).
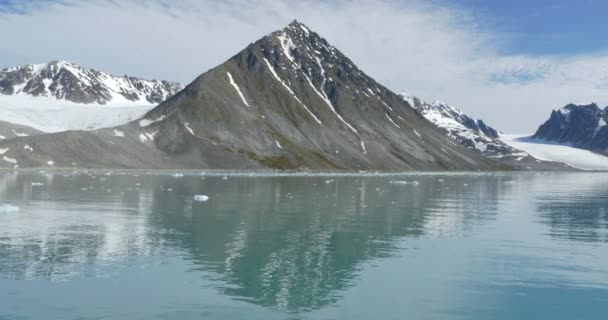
top-left (0, 60), bottom-right (183, 104)
top-left (0, 60), bottom-right (184, 132)
top-left (398, 92), bottom-right (571, 170)
top-left (533, 103), bottom-right (608, 154)
top-left (401, 93), bottom-right (514, 153)
top-left (0, 20), bottom-right (504, 170)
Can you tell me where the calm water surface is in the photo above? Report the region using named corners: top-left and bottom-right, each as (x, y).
top-left (0, 171), bottom-right (607, 319)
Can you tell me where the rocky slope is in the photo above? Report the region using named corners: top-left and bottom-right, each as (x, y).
top-left (0, 60), bottom-right (183, 105)
top-left (533, 103), bottom-right (608, 154)
top-left (0, 21), bottom-right (505, 170)
top-left (400, 93), bottom-right (569, 170)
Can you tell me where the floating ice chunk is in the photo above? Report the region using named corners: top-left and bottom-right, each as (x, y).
top-left (438, 179), bottom-right (445, 182)
top-left (113, 129), bottom-right (125, 137)
top-left (390, 180), bottom-right (419, 186)
top-left (325, 180), bottom-right (334, 184)
top-left (24, 145), bottom-right (33, 152)
top-left (0, 148), bottom-right (8, 155)
top-left (31, 182), bottom-right (45, 186)
top-left (0, 204), bottom-right (19, 213)
top-left (47, 160), bottom-right (54, 166)
top-left (193, 195), bottom-right (209, 202)
top-left (172, 173), bottom-right (184, 178)
top-left (275, 140), bottom-right (283, 149)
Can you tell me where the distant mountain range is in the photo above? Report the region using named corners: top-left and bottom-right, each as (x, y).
top-left (533, 103), bottom-right (608, 155)
top-left (400, 93), bottom-right (559, 169)
top-left (0, 61), bottom-right (185, 132)
top-left (0, 21), bottom-right (574, 170)
top-left (0, 60), bottom-right (183, 104)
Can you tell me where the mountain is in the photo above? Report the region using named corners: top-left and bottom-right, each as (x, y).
top-left (0, 60), bottom-right (184, 133)
top-left (0, 60), bottom-right (183, 104)
top-left (400, 93), bottom-right (568, 170)
top-left (0, 20), bottom-right (505, 170)
top-left (533, 103), bottom-right (608, 154)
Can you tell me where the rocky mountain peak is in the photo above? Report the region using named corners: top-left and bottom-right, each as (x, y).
top-left (534, 103), bottom-right (608, 154)
top-left (0, 60), bottom-right (184, 105)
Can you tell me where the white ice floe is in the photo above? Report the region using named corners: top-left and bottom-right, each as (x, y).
top-left (31, 182), bottom-right (45, 186)
top-left (47, 160), bottom-right (54, 166)
top-left (501, 134), bottom-right (608, 171)
top-left (113, 129), bottom-right (125, 137)
top-left (390, 180), bottom-right (420, 186)
top-left (24, 145), bottom-right (33, 152)
top-left (0, 204), bottom-right (19, 213)
top-left (226, 72), bottom-right (250, 107)
top-left (193, 195), bottom-right (209, 202)
top-left (275, 140), bottom-right (283, 149)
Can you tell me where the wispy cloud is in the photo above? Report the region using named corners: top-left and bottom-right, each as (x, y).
top-left (1, 0), bottom-right (607, 132)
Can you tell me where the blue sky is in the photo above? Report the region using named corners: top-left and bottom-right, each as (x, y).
top-left (0, 0), bottom-right (607, 132)
top-left (443, 0), bottom-right (608, 56)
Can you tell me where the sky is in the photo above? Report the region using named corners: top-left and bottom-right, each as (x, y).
top-left (1, 0), bottom-right (608, 132)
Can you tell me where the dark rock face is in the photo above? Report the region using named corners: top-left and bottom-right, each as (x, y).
top-left (533, 103), bottom-right (608, 154)
top-left (0, 60), bottom-right (184, 104)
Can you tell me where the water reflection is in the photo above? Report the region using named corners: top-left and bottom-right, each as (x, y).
top-left (0, 172), bottom-right (607, 316)
top-left (534, 174), bottom-right (608, 243)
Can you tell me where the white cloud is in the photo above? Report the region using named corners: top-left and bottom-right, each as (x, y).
top-left (1, 0), bottom-right (607, 132)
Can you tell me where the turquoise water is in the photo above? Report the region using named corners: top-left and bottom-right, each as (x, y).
top-left (0, 171), bottom-right (607, 319)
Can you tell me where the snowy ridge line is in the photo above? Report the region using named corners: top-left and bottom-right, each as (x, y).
top-left (226, 72), bottom-right (250, 107)
top-left (263, 58), bottom-right (322, 124)
top-left (1, 60), bottom-right (183, 105)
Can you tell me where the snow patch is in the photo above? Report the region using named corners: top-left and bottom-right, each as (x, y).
top-left (139, 115), bottom-right (165, 127)
top-left (12, 129), bottom-right (28, 137)
top-left (226, 72), bottom-right (250, 107)
top-left (385, 113), bottom-right (400, 128)
top-left (263, 58), bottom-right (322, 124)
top-left (184, 122), bottom-right (195, 136)
top-left (3, 156), bottom-right (17, 164)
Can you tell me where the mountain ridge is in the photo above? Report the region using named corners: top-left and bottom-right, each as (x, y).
top-left (0, 60), bottom-right (184, 105)
top-left (533, 103), bottom-right (608, 154)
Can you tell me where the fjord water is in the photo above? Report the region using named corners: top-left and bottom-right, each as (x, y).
top-left (0, 172), bottom-right (607, 319)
